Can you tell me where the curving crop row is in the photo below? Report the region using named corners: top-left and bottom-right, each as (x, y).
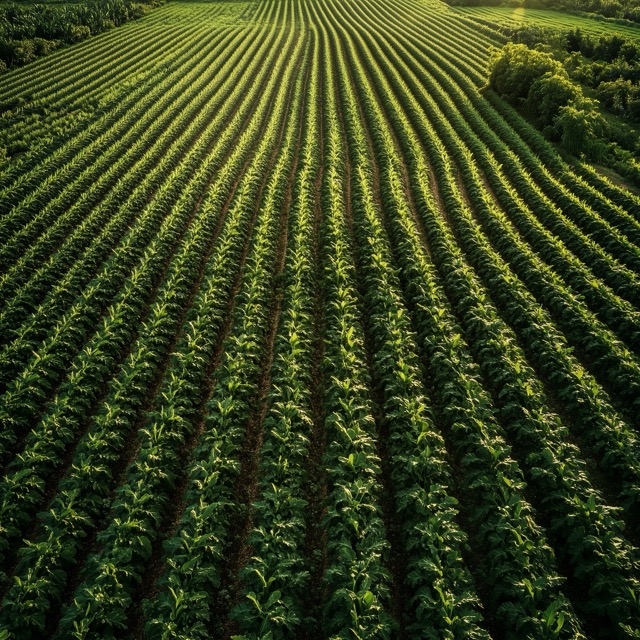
top-left (354, 0), bottom-right (640, 514)
top-left (367, 20), bottom-right (640, 321)
top-left (307, 12), bottom-right (395, 637)
top-left (374, 0), bottom-right (640, 257)
top-left (0, 7), bottom-right (196, 102)
top-left (0, 27), bottom-right (243, 324)
top-left (0, 24), bottom-right (228, 250)
top-left (0, 22), bottom-right (215, 235)
top-left (360, 0), bottom-right (640, 368)
top-left (0, 0), bottom-right (638, 636)
top-left (0, 19), bottom-right (293, 564)
top-left (0, 24), bottom-right (279, 422)
top-left (142, 34), bottom-right (309, 640)
top-left (0, 22), bottom-right (191, 170)
top-left (382, 52), bottom-right (640, 416)
top-left (0, 25), bottom-right (268, 366)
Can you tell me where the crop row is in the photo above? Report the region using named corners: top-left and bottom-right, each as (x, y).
top-left (0, 0), bottom-right (638, 637)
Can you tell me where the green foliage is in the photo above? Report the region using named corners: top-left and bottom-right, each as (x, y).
top-left (558, 98), bottom-right (607, 159)
top-left (510, 24), bottom-right (564, 48)
top-left (1, 0), bottom-right (640, 638)
top-left (0, 38), bottom-right (37, 65)
top-left (526, 70), bottom-right (584, 132)
top-left (0, 0), bottom-right (162, 70)
top-left (490, 30), bottom-right (640, 182)
top-left (489, 42), bottom-right (597, 153)
top-left (489, 43), bottom-right (563, 102)
top-left (597, 77), bottom-right (640, 117)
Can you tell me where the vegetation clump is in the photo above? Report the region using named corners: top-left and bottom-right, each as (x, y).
top-left (489, 28), bottom-right (640, 184)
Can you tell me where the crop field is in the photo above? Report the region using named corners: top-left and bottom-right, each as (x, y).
top-left (456, 5), bottom-right (640, 41)
top-left (0, 0), bottom-right (640, 638)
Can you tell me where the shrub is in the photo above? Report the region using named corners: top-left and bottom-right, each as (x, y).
top-left (527, 69), bottom-right (583, 132)
top-left (597, 77), bottom-right (640, 120)
top-left (67, 24), bottom-right (91, 42)
top-left (489, 43), bottom-right (563, 104)
top-left (557, 97), bottom-right (607, 157)
top-left (33, 37), bottom-right (60, 56)
top-left (0, 39), bottom-right (36, 66)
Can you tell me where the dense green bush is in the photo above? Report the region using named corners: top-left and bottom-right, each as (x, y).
top-left (511, 27), bottom-right (640, 120)
top-left (488, 43), bottom-right (564, 101)
top-left (556, 97), bottom-right (607, 156)
top-left (597, 77), bottom-right (640, 117)
top-left (527, 70), bottom-right (583, 131)
top-left (489, 43), bottom-right (605, 153)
